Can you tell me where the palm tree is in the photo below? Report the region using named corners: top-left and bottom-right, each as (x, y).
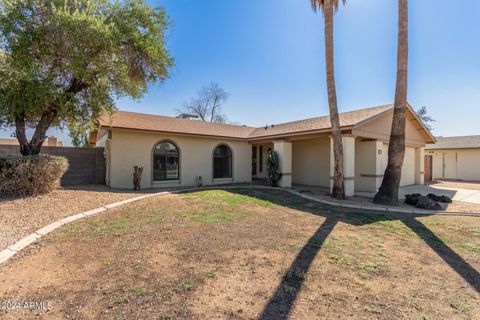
top-left (373, 0), bottom-right (408, 206)
top-left (310, 0), bottom-right (346, 199)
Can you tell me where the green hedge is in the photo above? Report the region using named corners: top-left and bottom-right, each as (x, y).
top-left (0, 155), bottom-right (69, 197)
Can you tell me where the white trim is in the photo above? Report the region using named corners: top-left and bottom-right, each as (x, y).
top-left (213, 178), bottom-right (234, 184)
top-left (153, 180), bottom-right (181, 187)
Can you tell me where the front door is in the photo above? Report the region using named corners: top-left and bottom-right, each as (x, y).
top-left (252, 146), bottom-right (257, 177)
top-left (424, 155), bottom-right (433, 182)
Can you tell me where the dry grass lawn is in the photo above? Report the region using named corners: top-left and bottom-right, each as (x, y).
top-left (0, 188), bottom-right (479, 319)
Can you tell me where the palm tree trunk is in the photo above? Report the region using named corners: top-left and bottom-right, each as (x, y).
top-left (324, 3), bottom-right (345, 200)
top-left (373, 0), bottom-right (408, 206)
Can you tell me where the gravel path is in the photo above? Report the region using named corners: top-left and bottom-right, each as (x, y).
top-left (0, 186), bottom-right (151, 250)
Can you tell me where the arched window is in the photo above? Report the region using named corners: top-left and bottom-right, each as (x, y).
top-left (153, 141), bottom-right (179, 181)
top-left (213, 145), bottom-right (232, 179)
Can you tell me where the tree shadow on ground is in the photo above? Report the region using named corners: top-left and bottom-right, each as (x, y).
top-left (200, 188), bottom-right (480, 320)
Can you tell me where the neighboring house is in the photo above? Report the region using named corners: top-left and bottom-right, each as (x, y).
top-left (0, 136), bottom-right (63, 147)
top-left (0, 138), bottom-right (18, 146)
top-left (94, 104), bottom-right (435, 195)
top-left (425, 135), bottom-right (480, 182)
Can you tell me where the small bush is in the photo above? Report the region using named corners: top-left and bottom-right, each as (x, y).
top-left (266, 150), bottom-right (282, 187)
top-left (0, 154), bottom-right (69, 197)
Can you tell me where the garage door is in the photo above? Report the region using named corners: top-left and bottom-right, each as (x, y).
top-left (442, 152), bottom-right (457, 179)
top-left (400, 147), bottom-right (416, 186)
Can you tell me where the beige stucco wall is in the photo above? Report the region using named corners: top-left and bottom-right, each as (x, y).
top-left (457, 150), bottom-right (480, 180)
top-left (380, 144), bottom-right (416, 186)
top-left (400, 147), bottom-right (416, 186)
top-left (355, 139), bottom-right (383, 192)
top-left (428, 149), bottom-right (480, 181)
top-left (355, 139), bottom-right (417, 192)
top-left (350, 110), bottom-right (428, 191)
top-left (274, 141), bottom-right (293, 187)
top-left (290, 136), bottom-right (418, 192)
top-left (353, 111), bottom-right (428, 147)
top-left (96, 132), bottom-right (108, 148)
top-left (107, 129), bottom-right (252, 189)
top-left (292, 137), bottom-right (330, 187)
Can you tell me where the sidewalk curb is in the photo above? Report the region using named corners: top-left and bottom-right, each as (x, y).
top-left (1, 186), bottom-right (479, 266)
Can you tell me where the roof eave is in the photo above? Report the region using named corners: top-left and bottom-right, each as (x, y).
top-left (99, 125), bottom-right (251, 140)
top-left (246, 125), bottom-right (355, 141)
top-left (353, 103), bottom-right (437, 144)
top-left (426, 146), bottom-right (480, 150)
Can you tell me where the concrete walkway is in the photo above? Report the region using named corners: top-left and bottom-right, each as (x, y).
top-left (429, 185), bottom-right (480, 204)
top-left (293, 184), bottom-right (480, 215)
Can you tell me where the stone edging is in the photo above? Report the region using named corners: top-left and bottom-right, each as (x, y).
top-left (0, 191), bottom-right (171, 265)
top-left (1, 186), bottom-right (479, 266)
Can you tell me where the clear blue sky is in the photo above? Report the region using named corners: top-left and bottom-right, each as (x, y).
top-left (2, 0), bottom-right (479, 145)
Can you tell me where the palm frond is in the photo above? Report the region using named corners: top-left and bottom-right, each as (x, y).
top-left (310, 0), bottom-right (346, 13)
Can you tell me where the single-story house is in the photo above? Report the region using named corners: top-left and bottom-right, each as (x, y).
top-left (94, 104), bottom-right (435, 195)
top-left (425, 135), bottom-right (480, 182)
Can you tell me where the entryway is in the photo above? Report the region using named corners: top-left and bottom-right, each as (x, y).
top-left (424, 155), bottom-right (433, 182)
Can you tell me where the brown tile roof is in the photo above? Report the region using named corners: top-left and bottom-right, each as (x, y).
top-left (248, 104), bottom-right (393, 139)
top-left (98, 111), bottom-right (256, 139)
top-left (426, 135), bottom-right (480, 150)
top-left (98, 104), bottom-right (394, 140)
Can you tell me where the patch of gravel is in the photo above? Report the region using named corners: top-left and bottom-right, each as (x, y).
top-left (0, 185), bottom-right (152, 250)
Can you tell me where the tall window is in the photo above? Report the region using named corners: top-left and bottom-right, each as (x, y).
top-left (252, 146), bottom-right (257, 176)
top-left (259, 146), bottom-right (263, 173)
top-left (213, 145), bottom-right (232, 179)
top-left (153, 141), bottom-right (179, 181)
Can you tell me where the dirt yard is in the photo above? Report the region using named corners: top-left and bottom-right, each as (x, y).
top-left (0, 188), bottom-right (479, 319)
top-left (0, 185), bottom-right (150, 250)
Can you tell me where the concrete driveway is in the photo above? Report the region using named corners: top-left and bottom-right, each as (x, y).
top-left (356, 180), bottom-right (480, 205)
top-left (399, 184), bottom-right (480, 204)
top-left (355, 181), bottom-right (480, 204)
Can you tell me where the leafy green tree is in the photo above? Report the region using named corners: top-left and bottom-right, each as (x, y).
top-left (0, 0), bottom-right (173, 155)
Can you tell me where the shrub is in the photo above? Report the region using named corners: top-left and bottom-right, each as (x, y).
top-left (266, 150), bottom-right (282, 187)
top-left (0, 154), bottom-right (69, 197)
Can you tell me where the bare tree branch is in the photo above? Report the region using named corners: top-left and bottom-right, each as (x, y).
top-left (416, 106), bottom-right (435, 130)
top-left (177, 83), bottom-right (229, 123)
